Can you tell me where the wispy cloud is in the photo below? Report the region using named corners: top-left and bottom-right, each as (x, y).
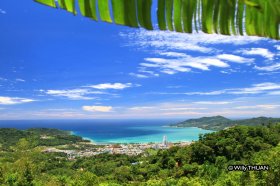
top-left (129, 73), bottom-right (149, 78)
top-left (0, 77), bottom-right (7, 81)
top-left (83, 106), bottom-right (113, 112)
top-left (159, 52), bottom-right (188, 58)
top-left (142, 56), bottom-right (230, 74)
top-left (153, 90), bottom-right (226, 96)
top-left (167, 85), bottom-right (184, 89)
top-left (41, 83), bottom-right (137, 100)
top-left (2, 97), bottom-right (279, 119)
top-left (128, 106), bottom-right (155, 111)
top-left (121, 30), bottom-right (272, 77)
top-left (85, 83), bottom-right (137, 90)
top-left (44, 89), bottom-right (105, 100)
top-left (150, 82), bottom-right (280, 96)
top-left (268, 91), bottom-right (280, 95)
top-left (234, 105), bottom-right (280, 110)
top-left (122, 103), bottom-right (211, 117)
top-left (230, 83), bottom-right (280, 94)
top-left (15, 78), bottom-right (26, 82)
top-left (217, 54), bottom-right (254, 64)
top-left (129, 69), bottom-right (159, 78)
top-left (194, 101), bottom-right (234, 105)
top-left (0, 96), bottom-right (35, 105)
top-left (0, 9), bottom-right (6, 14)
top-left (202, 82), bottom-right (280, 95)
top-left (121, 30), bottom-right (266, 51)
top-left (238, 48), bottom-right (275, 60)
top-left (160, 107), bottom-right (207, 111)
top-left (116, 98), bottom-right (280, 118)
top-left (255, 63), bottom-right (280, 72)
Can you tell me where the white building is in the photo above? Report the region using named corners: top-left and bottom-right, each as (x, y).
top-left (162, 135), bottom-right (168, 146)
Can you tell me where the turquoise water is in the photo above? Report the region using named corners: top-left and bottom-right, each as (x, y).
top-left (0, 119), bottom-right (214, 144)
top-left (86, 126), bottom-right (213, 144)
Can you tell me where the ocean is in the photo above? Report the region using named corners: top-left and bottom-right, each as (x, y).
top-left (0, 119), bottom-right (213, 144)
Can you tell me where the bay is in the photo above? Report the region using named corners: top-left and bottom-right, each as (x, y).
top-left (0, 119), bottom-right (213, 144)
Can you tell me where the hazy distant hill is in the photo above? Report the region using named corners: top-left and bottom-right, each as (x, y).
top-left (170, 116), bottom-right (280, 130)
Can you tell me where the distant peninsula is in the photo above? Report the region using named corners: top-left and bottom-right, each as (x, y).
top-left (170, 116), bottom-right (280, 131)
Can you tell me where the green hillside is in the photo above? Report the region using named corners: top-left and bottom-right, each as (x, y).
top-left (0, 128), bottom-right (86, 150)
top-left (170, 116), bottom-right (280, 130)
top-left (1, 124), bottom-right (280, 185)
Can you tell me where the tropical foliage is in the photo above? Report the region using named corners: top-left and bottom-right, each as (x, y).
top-left (34, 0), bottom-right (280, 39)
top-left (0, 128), bottom-right (86, 150)
top-left (0, 124), bottom-right (280, 185)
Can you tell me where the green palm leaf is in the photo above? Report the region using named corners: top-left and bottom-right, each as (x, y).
top-left (34, 0), bottom-right (280, 39)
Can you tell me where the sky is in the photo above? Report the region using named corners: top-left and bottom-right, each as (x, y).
top-left (0, 1), bottom-right (280, 120)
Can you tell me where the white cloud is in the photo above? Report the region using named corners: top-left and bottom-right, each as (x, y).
top-left (129, 106), bottom-right (155, 111)
top-left (238, 48), bottom-right (275, 60)
top-left (83, 106), bottom-right (112, 112)
top-left (199, 58), bottom-right (229, 68)
top-left (217, 54), bottom-right (254, 63)
top-left (197, 82), bottom-right (280, 95)
top-left (220, 70), bottom-right (230, 74)
top-left (145, 58), bottom-right (167, 63)
top-left (161, 69), bottom-right (177, 74)
top-left (255, 63), bottom-right (280, 72)
top-left (184, 90), bottom-right (226, 96)
top-left (129, 69), bottom-right (159, 78)
top-left (142, 56), bottom-right (229, 74)
top-left (85, 83), bottom-right (134, 90)
top-left (43, 83), bottom-right (135, 100)
top-left (121, 30), bottom-right (265, 52)
top-left (0, 96), bottom-right (35, 105)
top-left (45, 89), bottom-right (104, 100)
top-left (16, 78), bottom-right (26, 82)
top-left (152, 82), bottom-right (280, 96)
top-left (268, 91), bottom-right (280, 95)
top-left (116, 97), bottom-right (280, 118)
top-left (0, 77), bottom-right (7, 81)
top-left (194, 101), bottom-right (233, 105)
top-left (159, 52), bottom-right (188, 58)
top-left (129, 73), bottom-right (149, 78)
top-left (0, 9), bottom-right (6, 14)
top-left (167, 85), bottom-right (183, 89)
top-left (275, 45), bottom-right (280, 50)
top-left (121, 30), bottom-right (274, 77)
top-left (230, 82), bottom-right (280, 94)
top-left (160, 107), bottom-right (207, 111)
top-left (120, 29), bottom-right (273, 78)
top-left (234, 105), bottom-right (280, 110)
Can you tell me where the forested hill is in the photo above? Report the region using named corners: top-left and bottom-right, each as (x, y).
top-left (170, 116), bottom-right (280, 130)
top-left (0, 128), bottom-right (87, 150)
top-left (1, 123), bottom-right (280, 185)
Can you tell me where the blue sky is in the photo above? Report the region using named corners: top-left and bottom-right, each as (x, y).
top-left (0, 1), bottom-right (280, 119)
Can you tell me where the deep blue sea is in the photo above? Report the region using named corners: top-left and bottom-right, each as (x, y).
top-left (0, 119), bottom-right (214, 144)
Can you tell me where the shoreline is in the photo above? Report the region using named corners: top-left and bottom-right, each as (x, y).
top-left (71, 131), bottom-right (97, 144)
top-left (69, 127), bottom-right (213, 145)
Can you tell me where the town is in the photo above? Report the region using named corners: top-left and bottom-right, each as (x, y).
top-left (43, 136), bottom-right (192, 159)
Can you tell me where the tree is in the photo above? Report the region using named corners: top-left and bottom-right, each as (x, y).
top-left (0, 167), bottom-right (4, 185)
top-left (190, 142), bottom-right (214, 164)
top-left (74, 171), bottom-right (99, 186)
top-left (6, 173), bottom-right (18, 186)
top-left (34, 0), bottom-right (279, 39)
top-left (20, 165), bottom-right (34, 186)
top-left (114, 166), bottom-right (132, 183)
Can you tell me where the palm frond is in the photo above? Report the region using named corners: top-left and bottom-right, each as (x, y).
top-left (34, 0), bottom-right (280, 39)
